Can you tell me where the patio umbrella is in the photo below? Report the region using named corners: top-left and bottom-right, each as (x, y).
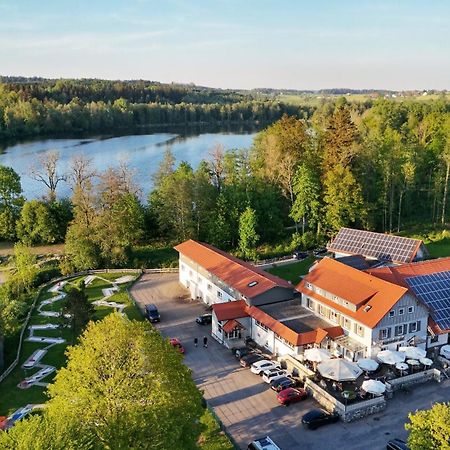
top-left (357, 358), bottom-right (379, 372)
top-left (395, 362), bottom-right (408, 371)
top-left (399, 346), bottom-right (426, 360)
top-left (440, 345), bottom-right (450, 359)
top-left (406, 359), bottom-right (420, 366)
top-left (419, 357), bottom-right (433, 367)
top-left (376, 350), bottom-right (405, 365)
top-left (304, 347), bottom-right (331, 363)
top-left (361, 379), bottom-right (386, 396)
top-left (317, 359), bottom-right (363, 382)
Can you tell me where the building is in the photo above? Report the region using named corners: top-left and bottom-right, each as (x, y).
top-left (327, 227), bottom-right (428, 265)
top-left (296, 258), bottom-right (429, 360)
top-left (212, 298), bottom-right (343, 356)
top-left (367, 258), bottom-right (450, 349)
top-left (174, 240), bottom-right (294, 307)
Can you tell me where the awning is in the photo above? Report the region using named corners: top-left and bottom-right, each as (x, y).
top-left (223, 319), bottom-right (245, 334)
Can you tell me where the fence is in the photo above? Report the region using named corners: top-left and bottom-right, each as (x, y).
top-left (143, 268), bottom-right (179, 274)
top-left (0, 269), bottom-right (141, 383)
top-left (386, 368), bottom-right (442, 391)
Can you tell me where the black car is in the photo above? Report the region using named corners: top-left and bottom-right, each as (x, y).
top-left (313, 248), bottom-right (327, 256)
top-left (234, 347), bottom-right (252, 358)
top-left (270, 377), bottom-right (296, 392)
top-left (293, 250), bottom-right (308, 260)
top-left (387, 439), bottom-right (410, 450)
top-left (196, 314), bottom-right (212, 325)
top-left (145, 304), bottom-right (160, 323)
top-left (301, 409), bottom-right (339, 430)
top-left (240, 353), bottom-right (264, 368)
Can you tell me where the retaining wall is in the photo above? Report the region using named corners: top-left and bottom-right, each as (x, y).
top-left (387, 368), bottom-right (442, 391)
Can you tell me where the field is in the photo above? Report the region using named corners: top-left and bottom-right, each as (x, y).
top-left (0, 271), bottom-right (142, 416)
top-left (265, 256), bottom-right (316, 283)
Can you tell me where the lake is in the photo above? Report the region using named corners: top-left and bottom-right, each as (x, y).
top-left (0, 128), bottom-right (257, 200)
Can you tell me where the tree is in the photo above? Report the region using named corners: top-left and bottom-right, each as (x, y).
top-left (60, 284), bottom-right (94, 342)
top-left (9, 243), bottom-right (38, 295)
top-left (208, 143), bottom-right (225, 193)
top-left (0, 165), bottom-right (24, 241)
top-left (0, 314), bottom-right (204, 449)
top-left (238, 207), bottom-right (259, 260)
top-left (16, 200), bottom-right (59, 245)
top-left (323, 165), bottom-right (365, 233)
top-left (406, 402), bottom-right (450, 450)
top-left (30, 151), bottom-right (67, 201)
top-left (290, 164), bottom-right (322, 234)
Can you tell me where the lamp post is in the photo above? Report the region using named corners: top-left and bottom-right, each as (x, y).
top-left (342, 390), bottom-right (350, 409)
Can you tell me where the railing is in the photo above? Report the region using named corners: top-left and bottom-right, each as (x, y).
top-left (143, 268), bottom-right (179, 274)
top-left (253, 255), bottom-right (295, 266)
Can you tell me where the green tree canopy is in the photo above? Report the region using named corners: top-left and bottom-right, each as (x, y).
top-left (406, 402), bottom-right (450, 450)
top-left (238, 206), bottom-right (259, 260)
top-left (0, 165), bottom-right (24, 240)
top-left (0, 313), bottom-right (204, 450)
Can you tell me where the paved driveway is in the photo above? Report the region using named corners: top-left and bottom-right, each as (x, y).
top-left (131, 274), bottom-right (450, 450)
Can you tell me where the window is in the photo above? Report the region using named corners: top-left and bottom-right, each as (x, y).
top-left (226, 329), bottom-right (241, 340)
top-left (189, 270), bottom-right (193, 277)
top-left (307, 298), bottom-right (314, 310)
top-left (330, 311), bottom-right (338, 323)
top-left (217, 291), bottom-right (222, 299)
top-left (207, 284), bottom-right (212, 291)
top-left (408, 306), bottom-right (414, 314)
top-left (181, 264), bottom-right (185, 271)
top-left (306, 282), bottom-right (312, 289)
top-left (255, 320), bottom-right (268, 331)
top-left (389, 310), bottom-right (395, 318)
top-left (357, 325), bottom-right (365, 337)
top-left (379, 328), bottom-right (391, 340)
top-left (319, 305), bottom-right (324, 316)
top-left (398, 308), bottom-right (404, 316)
top-left (342, 317), bottom-right (350, 330)
top-left (409, 321), bottom-right (421, 333)
top-left (431, 335), bottom-right (439, 343)
top-left (395, 325), bottom-right (407, 336)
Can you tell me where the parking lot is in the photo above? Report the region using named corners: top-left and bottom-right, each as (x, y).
top-left (131, 273), bottom-right (450, 450)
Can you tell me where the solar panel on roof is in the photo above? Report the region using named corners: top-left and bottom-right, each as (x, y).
top-left (328, 228), bottom-right (420, 263)
top-left (405, 271), bottom-right (450, 330)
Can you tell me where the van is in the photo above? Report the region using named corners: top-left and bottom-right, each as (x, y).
top-left (145, 304), bottom-right (160, 323)
top-left (247, 436), bottom-right (281, 450)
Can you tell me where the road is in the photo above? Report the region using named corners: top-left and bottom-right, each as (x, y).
top-left (131, 273), bottom-right (450, 450)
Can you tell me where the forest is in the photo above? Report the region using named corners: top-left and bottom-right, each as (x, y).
top-left (0, 78), bottom-right (311, 139)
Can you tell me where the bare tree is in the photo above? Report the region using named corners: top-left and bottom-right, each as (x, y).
top-left (208, 143), bottom-right (225, 193)
top-left (30, 151), bottom-right (67, 201)
top-left (69, 154), bottom-right (97, 190)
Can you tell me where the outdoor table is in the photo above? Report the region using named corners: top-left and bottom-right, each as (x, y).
top-left (395, 362), bottom-right (409, 376)
top-left (407, 359), bottom-right (420, 372)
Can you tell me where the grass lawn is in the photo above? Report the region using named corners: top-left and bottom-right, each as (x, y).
top-left (426, 237), bottom-right (450, 258)
top-left (265, 256), bottom-right (315, 283)
top-left (0, 271), bottom-right (141, 416)
top-left (198, 409), bottom-right (234, 450)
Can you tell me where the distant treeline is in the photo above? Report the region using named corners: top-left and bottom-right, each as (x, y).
top-left (0, 78), bottom-right (313, 139)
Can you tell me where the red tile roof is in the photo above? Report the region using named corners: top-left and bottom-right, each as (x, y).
top-left (212, 299), bottom-right (343, 347)
top-left (222, 319), bottom-right (246, 333)
top-left (428, 317), bottom-right (450, 335)
top-left (212, 300), bottom-right (249, 321)
top-left (175, 240), bottom-right (292, 298)
top-left (296, 258), bottom-right (408, 328)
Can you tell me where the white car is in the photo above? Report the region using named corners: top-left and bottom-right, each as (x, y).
top-left (261, 368), bottom-right (287, 384)
top-left (250, 360), bottom-right (279, 375)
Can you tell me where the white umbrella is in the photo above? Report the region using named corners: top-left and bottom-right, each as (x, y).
top-left (357, 358), bottom-right (379, 372)
top-left (440, 345), bottom-right (450, 359)
top-left (395, 362), bottom-right (408, 371)
top-left (420, 357), bottom-right (433, 367)
top-left (406, 359), bottom-right (420, 366)
top-left (377, 350), bottom-right (405, 365)
top-left (361, 379), bottom-right (386, 396)
top-left (304, 348), bottom-right (331, 363)
top-left (399, 346), bottom-right (426, 360)
top-left (317, 359), bottom-right (363, 381)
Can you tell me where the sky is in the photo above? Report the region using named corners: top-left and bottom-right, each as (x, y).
top-left (0, 0), bottom-right (449, 90)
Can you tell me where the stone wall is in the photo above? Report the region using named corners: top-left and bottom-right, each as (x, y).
top-left (387, 368), bottom-right (442, 391)
top-left (278, 354), bottom-right (315, 380)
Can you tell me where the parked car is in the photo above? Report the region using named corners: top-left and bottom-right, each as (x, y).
top-left (250, 360), bottom-right (279, 375)
top-left (234, 347), bottom-right (252, 358)
top-left (270, 377), bottom-right (297, 392)
top-left (145, 304), bottom-right (160, 323)
top-left (196, 313), bottom-right (212, 325)
top-left (301, 409), bottom-right (339, 430)
top-left (262, 368), bottom-right (287, 384)
top-left (277, 387), bottom-right (307, 406)
top-left (313, 248), bottom-right (327, 256)
top-left (293, 250), bottom-right (308, 260)
top-left (169, 338), bottom-right (185, 354)
top-left (247, 436), bottom-right (281, 450)
top-left (386, 439), bottom-right (410, 450)
top-left (240, 353), bottom-right (265, 368)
